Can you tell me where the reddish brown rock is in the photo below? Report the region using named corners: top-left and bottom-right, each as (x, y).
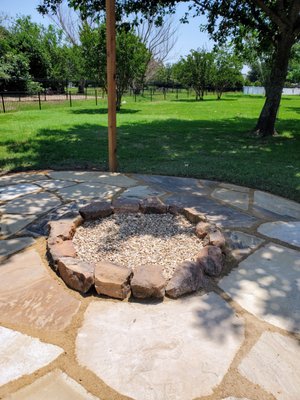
top-left (184, 207), bottom-right (206, 224)
top-left (195, 221), bottom-right (214, 239)
top-left (140, 197), bottom-right (167, 214)
top-left (112, 198), bottom-right (140, 213)
top-left (168, 203), bottom-right (184, 215)
top-left (196, 245), bottom-right (224, 277)
top-left (208, 229), bottom-right (226, 249)
top-left (47, 240), bottom-right (77, 269)
top-left (57, 257), bottom-right (95, 293)
top-left (131, 264), bottom-right (166, 299)
top-left (94, 261), bottom-right (132, 299)
top-left (79, 201), bottom-right (113, 220)
top-left (166, 261), bottom-right (204, 299)
top-left (48, 216), bottom-right (82, 241)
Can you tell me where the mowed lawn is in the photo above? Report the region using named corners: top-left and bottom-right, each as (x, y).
top-left (0, 93), bottom-right (299, 201)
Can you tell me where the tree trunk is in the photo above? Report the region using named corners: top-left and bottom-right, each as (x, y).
top-left (255, 34), bottom-right (294, 136)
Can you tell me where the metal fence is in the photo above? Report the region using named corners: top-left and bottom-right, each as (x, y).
top-left (0, 86), bottom-right (197, 113)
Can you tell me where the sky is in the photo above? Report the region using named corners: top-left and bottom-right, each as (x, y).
top-left (0, 0), bottom-right (215, 62)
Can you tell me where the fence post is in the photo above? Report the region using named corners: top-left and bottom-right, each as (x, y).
top-left (44, 90), bottom-right (47, 102)
top-left (95, 89), bottom-right (98, 105)
top-left (38, 92), bottom-right (42, 110)
top-left (150, 88), bottom-right (153, 102)
top-left (163, 87), bottom-right (166, 100)
top-left (1, 94), bottom-right (5, 113)
top-left (176, 88), bottom-right (178, 100)
top-left (69, 91), bottom-right (72, 107)
top-left (85, 88), bottom-right (88, 99)
top-left (134, 92), bottom-right (137, 102)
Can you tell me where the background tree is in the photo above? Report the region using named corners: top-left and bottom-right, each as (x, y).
top-left (176, 49), bottom-right (214, 100)
top-left (211, 48), bottom-right (243, 99)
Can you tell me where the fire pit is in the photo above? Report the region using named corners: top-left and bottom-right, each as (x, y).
top-left (47, 197), bottom-right (227, 300)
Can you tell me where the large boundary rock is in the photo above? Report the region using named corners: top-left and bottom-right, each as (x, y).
top-left (166, 261), bottom-right (204, 298)
top-left (57, 257), bottom-right (95, 293)
top-left (94, 261), bottom-right (132, 300)
top-left (131, 264), bottom-right (166, 299)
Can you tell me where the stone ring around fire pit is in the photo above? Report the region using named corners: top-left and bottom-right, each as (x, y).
top-left (46, 196), bottom-right (228, 300)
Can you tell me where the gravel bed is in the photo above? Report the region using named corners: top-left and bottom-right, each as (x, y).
top-left (73, 213), bottom-right (204, 279)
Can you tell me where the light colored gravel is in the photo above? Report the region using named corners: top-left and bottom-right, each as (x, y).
top-left (73, 213), bottom-right (203, 279)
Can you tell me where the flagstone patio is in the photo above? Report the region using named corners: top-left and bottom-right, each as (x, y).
top-left (0, 170), bottom-right (299, 400)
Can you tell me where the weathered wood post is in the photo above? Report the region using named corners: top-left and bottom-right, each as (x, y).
top-left (106, 0), bottom-right (117, 172)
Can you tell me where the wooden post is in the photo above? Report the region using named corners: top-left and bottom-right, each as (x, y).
top-left (1, 94), bottom-right (5, 113)
top-left (106, 0), bottom-right (117, 172)
top-left (38, 92), bottom-right (41, 110)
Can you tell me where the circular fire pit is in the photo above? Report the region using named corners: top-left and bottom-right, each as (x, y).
top-left (46, 197), bottom-right (227, 300)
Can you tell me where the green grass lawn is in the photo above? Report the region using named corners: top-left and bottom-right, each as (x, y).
top-left (0, 92), bottom-right (299, 202)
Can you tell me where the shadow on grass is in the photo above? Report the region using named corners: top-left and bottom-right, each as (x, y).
top-left (1, 116), bottom-right (299, 201)
top-left (70, 107), bottom-right (140, 115)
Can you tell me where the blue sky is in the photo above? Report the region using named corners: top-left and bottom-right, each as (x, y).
top-left (0, 0), bottom-right (214, 62)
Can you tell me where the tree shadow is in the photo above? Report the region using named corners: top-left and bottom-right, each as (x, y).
top-left (1, 116), bottom-right (299, 201)
top-left (70, 108), bottom-right (140, 115)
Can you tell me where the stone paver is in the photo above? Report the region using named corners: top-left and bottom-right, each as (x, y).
top-left (0, 237), bottom-right (35, 261)
top-left (253, 191), bottom-right (300, 219)
top-left (49, 170), bottom-right (138, 187)
top-left (0, 173), bottom-right (46, 186)
top-left (166, 194), bottom-right (257, 228)
top-left (35, 179), bottom-right (76, 190)
top-left (219, 243), bottom-right (300, 333)
top-left (224, 231), bottom-right (264, 260)
top-left (55, 182), bottom-right (121, 203)
top-left (76, 294), bottom-right (244, 400)
top-left (0, 250), bottom-right (80, 331)
top-left (136, 174), bottom-right (212, 195)
top-left (120, 185), bottom-right (164, 199)
top-left (0, 214), bottom-right (36, 238)
top-left (258, 221), bottom-right (300, 248)
top-left (239, 332), bottom-right (300, 400)
top-left (0, 326), bottom-right (63, 386)
top-left (0, 184), bottom-right (40, 202)
top-left (0, 192), bottom-right (61, 215)
top-left (4, 370), bottom-right (100, 400)
top-left (212, 188), bottom-right (249, 210)
top-left (219, 183), bottom-right (250, 193)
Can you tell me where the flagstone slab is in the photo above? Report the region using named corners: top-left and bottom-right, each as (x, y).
top-left (0, 326), bottom-right (63, 386)
top-left (0, 192), bottom-right (61, 215)
top-left (257, 221), bottom-right (300, 248)
top-left (4, 369), bottom-right (100, 400)
top-left (55, 182), bottom-right (121, 203)
top-left (0, 250), bottom-right (81, 331)
top-left (165, 194), bottom-right (257, 228)
top-left (35, 179), bottom-right (76, 191)
top-left (224, 231), bottom-right (264, 260)
top-left (136, 174), bottom-right (213, 195)
top-left (219, 243), bottom-right (300, 333)
top-left (0, 184), bottom-right (40, 202)
top-left (76, 294), bottom-right (244, 400)
top-left (238, 332), bottom-right (300, 400)
top-left (0, 237), bottom-right (35, 261)
top-left (48, 171), bottom-right (138, 187)
top-left (253, 191), bottom-right (300, 220)
top-left (212, 188), bottom-right (249, 210)
top-left (0, 214), bottom-right (36, 238)
top-left (0, 173), bottom-right (46, 187)
top-left (120, 185), bottom-right (164, 199)
top-left (219, 183), bottom-right (250, 193)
